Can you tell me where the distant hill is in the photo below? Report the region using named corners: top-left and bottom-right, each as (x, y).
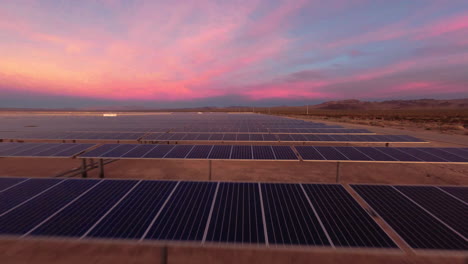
top-left (310, 99), bottom-right (468, 110)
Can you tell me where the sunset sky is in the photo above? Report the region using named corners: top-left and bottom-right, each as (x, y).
top-left (1, 0), bottom-right (468, 108)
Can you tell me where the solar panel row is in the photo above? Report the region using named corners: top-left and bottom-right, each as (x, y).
top-left (0, 132), bottom-right (145, 140)
top-left (0, 143), bottom-right (95, 158)
top-left (142, 134), bottom-right (424, 142)
top-left (80, 144), bottom-right (298, 160)
top-left (0, 178), bottom-right (400, 249)
top-left (295, 146), bottom-right (468, 163)
top-left (1, 143), bottom-right (467, 163)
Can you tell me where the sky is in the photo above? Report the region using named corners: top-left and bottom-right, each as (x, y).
top-left (1, 0), bottom-right (468, 108)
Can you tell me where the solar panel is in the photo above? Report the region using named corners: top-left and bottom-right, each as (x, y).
top-left (373, 148), bottom-right (421, 162)
top-left (205, 183), bottom-right (265, 244)
top-left (438, 187), bottom-right (468, 203)
top-left (80, 144), bottom-right (120, 158)
top-left (121, 145), bottom-right (156, 158)
top-left (209, 134), bottom-right (223, 141)
top-left (261, 183), bottom-right (330, 246)
top-left (271, 146), bottom-right (298, 160)
top-left (52, 144), bottom-right (96, 157)
top-left (356, 147), bottom-right (396, 161)
top-left (0, 179), bottom-right (64, 215)
top-left (0, 179), bottom-right (99, 235)
top-left (395, 186), bottom-right (467, 238)
top-left (396, 148), bottom-right (447, 162)
top-left (352, 185), bottom-right (467, 250)
top-left (143, 145), bottom-right (175, 158)
top-left (236, 134), bottom-right (250, 141)
top-left (439, 148), bottom-right (468, 159)
top-left (419, 148), bottom-right (468, 162)
top-left (186, 145), bottom-right (213, 159)
top-left (231, 146), bottom-right (252, 159)
top-left (314, 147), bottom-right (349, 160)
top-left (100, 144), bottom-right (138, 158)
top-left (164, 145), bottom-right (194, 159)
top-left (8, 143), bottom-right (62, 157)
top-left (144, 181), bottom-right (217, 241)
top-left (208, 145), bottom-right (232, 159)
top-left (222, 134), bottom-right (236, 141)
top-left (30, 180), bottom-right (138, 238)
top-left (0, 177), bottom-right (28, 192)
top-left (302, 184), bottom-right (397, 248)
top-left (334, 147), bottom-right (373, 161)
top-left (252, 146), bottom-right (275, 160)
top-left (295, 146), bottom-right (325, 160)
top-left (85, 181), bottom-right (177, 239)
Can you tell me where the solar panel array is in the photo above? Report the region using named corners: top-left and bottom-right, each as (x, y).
top-left (0, 132), bottom-right (145, 140)
top-left (142, 133), bottom-right (425, 143)
top-left (0, 113), bottom-right (344, 134)
top-left (0, 143), bottom-right (95, 158)
top-left (352, 185), bottom-right (468, 251)
top-left (0, 178), bottom-right (400, 249)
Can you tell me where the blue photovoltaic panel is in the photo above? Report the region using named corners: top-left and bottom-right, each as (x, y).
top-left (143, 145), bottom-right (175, 158)
top-left (395, 186), bottom-right (467, 238)
top-left (373, 147), bottom-right (421, 162)
top-left (419, 148), bottom-right (468, 162)
top-left (100, 144), bottom-right (138, 158)
top-left (439, 187), bottom-right (468, 203)
top-left (334, 147), bottom-right (373, 161)
top-left (315, 147), bottom-right (349, 160)
top-left (277, 134), bottom-right (293, 141)
top-left (121, 145), bottom-right (156, 158)
top-left (250, 134), bottom-right (263, 141)
top-left (168, 133), bottom-right (187, 140)
top-left (186, 145), bottom-right (213, 159)
top-left (439, 148), bottom-right (468, 159)
top-left (396, 148), bottom-right (446, 162)
top-left (0, 179), bottom-right (99, 235)
top-left (0, 178), bottom-right (28, 192)
top-left (271, 146), bottom-right (297, 160)
top-left (80, 144), bottom-right (120, 158)
top-left (210, 134), bottom-right (223, 140)
top-left (182, 134), bottom-right (200, 140)
top-left (237, 134), bottom-right (250, 141)
top-left (208, 145), bottom-right (232, 159)
top-left (0, 179), bottom-right (63, 215)
top-left (295, 146), bottom-right (325, 160)
top-left (262, 134), bottom-right (277, 141)
top-left (0, 143), bottom-right (43, 156)
top-left (34, 144), bottom-right (75, 156)
top-left (165, 145), bottom-right (194, 159)
top-left (302, 184), bottom-right (397, 248)
top-left (252, 146), bottom-right (275, 160)
top-left (30, 180), bottom-right (137, 238)
top-left (352, 185), bottom-right (467, 250)
top-left (231, 146), bottom-right (252, 159)
top-left (205, 183), bottom-right (265, 244)
top-left (52, 144), bottom-right (95, 157)
top-left (196, 134), bottom-right (211, 140)
top-left (355, 147), bottom-right (396, 161)
top-left (86, 181), bottom-right (177, 239)
top-left (145, 181), bottom-right (217, 241)
top-left (8, 144), bottom-right (60, 157)
top-left (222, 134), bottom-right (236, 141)
top-left (261, 183), bottom-right (330, 246)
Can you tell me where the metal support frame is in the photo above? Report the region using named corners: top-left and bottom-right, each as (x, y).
top-left (81, 159), bottom-right (88, 178)
top-left (208, 160), bottom-right (212, 181)
top-left (161, 246), bottom-right (168, 264)
top-left (335, 161), bottom-right (341, 183)
top-left (99, 159), bottom-right (105, 178)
